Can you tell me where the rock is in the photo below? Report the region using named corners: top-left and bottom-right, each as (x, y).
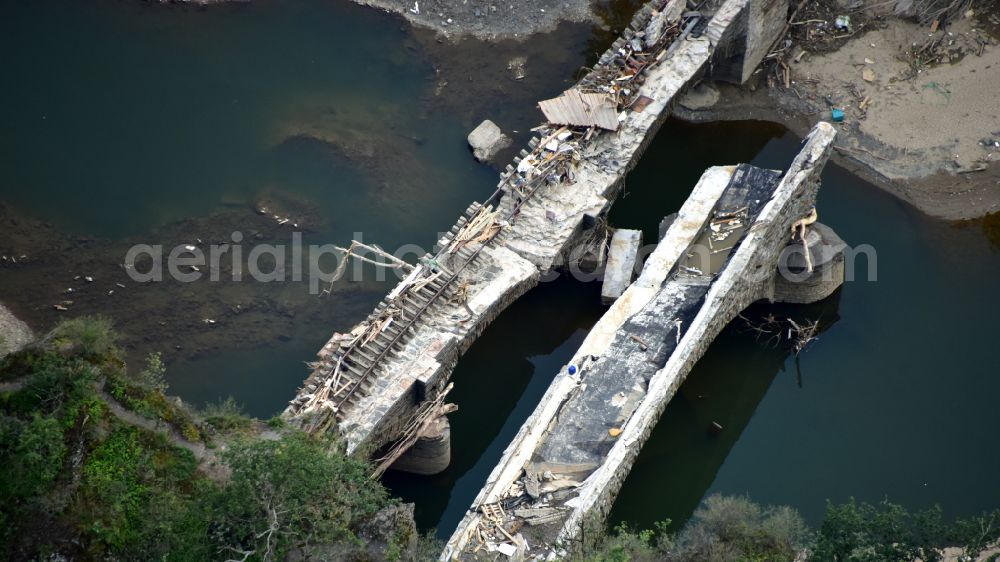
top-left (506, 56), bottom-right (527, 80)
top-left (0, 303), bottom-right (33, 358)
top-left (467, 119), bottom-right (511, 163)
top-left (679, 82), bottom-right (720, 111)
top-left (644, 10), bottom-right (668, 48)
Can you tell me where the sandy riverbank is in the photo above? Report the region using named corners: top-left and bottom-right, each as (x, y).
top-left (676, 11), bottom-right (1000, 220)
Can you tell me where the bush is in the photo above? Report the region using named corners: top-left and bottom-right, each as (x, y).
top-left (0, 413), bottom-right (67, 501)
top-left (50, 316), bottom-right (120, 360)
top-left (574, 521), bottom-right (673, 562)
top-left (203, 396), bottom-right (254, 434)
top-left (135, 351), bottom-right (167, 391)
top-left (813, 499), bottom-right (1000, 562)
top-left (575, 495), bottom-right (809, 562)
top-left (209, 432), bottom-right (390, 561)
top-left (670, 494), bottom-right (808, 562)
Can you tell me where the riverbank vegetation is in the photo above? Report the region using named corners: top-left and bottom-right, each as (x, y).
top-left (0, 316), bottom-right (424, 561)
top-left (579, 496), bottom-right (1000, 562)
top-left (3, 317), bottom-right (999, 561)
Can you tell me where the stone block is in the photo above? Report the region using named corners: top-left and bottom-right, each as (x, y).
top-left (467, 120), bottom-right (510, 163)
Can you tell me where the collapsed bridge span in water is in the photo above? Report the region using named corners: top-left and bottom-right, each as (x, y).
top-left (281, 0), bottom-right (795, 476)
top-left (442, 122), bottom-right (840, 560)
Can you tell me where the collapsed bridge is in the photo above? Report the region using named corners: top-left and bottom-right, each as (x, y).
top-left (281, 0), bottom-right (794, 471)
top-left (442, 122), bottom-right (840, 560)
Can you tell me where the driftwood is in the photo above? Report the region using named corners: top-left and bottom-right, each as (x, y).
top-left (790, 208), bottom-right (818, 273)
top-left (370, 383), bottom-right (457, 479)
top-left (322, 240), bottom-right (414, 295)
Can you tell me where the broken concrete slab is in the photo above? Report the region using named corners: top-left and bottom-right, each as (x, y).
top-left (601, 229), bottom-right (643, 304)
top-left (467, 120), bottom-right (511, 163)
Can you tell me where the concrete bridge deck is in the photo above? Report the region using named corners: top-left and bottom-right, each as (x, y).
top-left (442, 123), bottom-right (838, 560)
top-left (280, 0), bottom-right (781, 459)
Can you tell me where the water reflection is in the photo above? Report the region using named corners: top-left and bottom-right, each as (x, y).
top-left (610, 294), bottom-right (843, 530)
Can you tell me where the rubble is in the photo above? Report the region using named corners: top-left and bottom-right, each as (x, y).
top-left (601, 229), bottom-right (643, 304)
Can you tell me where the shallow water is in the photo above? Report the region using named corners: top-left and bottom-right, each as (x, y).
top-left (0, 0), bottom-right (598, 413)
top-left (3, 0), bottom-right (999, 544)
top-left (0, 0), bottom-right (493, 247)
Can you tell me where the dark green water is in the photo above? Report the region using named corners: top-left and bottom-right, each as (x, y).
top-left (2, 0), bottom-right (999, 543)
top-left (0, 0), bottom-right (596, 415)
top-left (385, 119), bottom-right (1000, 537)
top-left (610, 126), bottom-right (1000, 529)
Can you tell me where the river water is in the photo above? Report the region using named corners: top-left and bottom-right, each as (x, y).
top-left (2, 0), bottom-right (998, 542)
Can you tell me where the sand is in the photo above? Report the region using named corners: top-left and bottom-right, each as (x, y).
top-left (795, 17), bottom-right (1000, 178)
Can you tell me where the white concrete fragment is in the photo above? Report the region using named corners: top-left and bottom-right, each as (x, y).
top-left (601, 229), bottom-right (643, 304)
top-left (468, 120), bottom-right (511, 162)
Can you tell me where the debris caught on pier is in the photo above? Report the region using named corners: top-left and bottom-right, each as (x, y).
top-left (788, 318), bottom-right (820, 355)
top-left (738, 313), bottom-right (822, 355)
top-left (790, 207), bottom-right (819, 273)
top-left (370, 383), bottom-right (457, 479)
top-left (448, 206), bottom-right (501, 253)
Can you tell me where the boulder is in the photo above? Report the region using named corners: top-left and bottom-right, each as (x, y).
top-left (467, 119), bottom-right (510, 163)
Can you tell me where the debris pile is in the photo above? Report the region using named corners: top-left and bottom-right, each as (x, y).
top-left (502, 0), bottom-right (696, 212)
top-left (469, 469), bottom-right (581, 557)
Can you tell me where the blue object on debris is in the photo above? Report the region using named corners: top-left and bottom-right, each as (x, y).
top-left (568, 364), bottom-right (578, 375)
top-left (831, 108), bottom-right (845, 122)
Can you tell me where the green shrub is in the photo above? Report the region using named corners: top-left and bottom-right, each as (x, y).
top-left (209, 432), bottom-right (389, 561)
top-left (203, 396), bottom-right (254, 434)
top-left (575, 522), bottom-right (671, 562)
top-left (135, 351), bottom-right (167, 391)
top-left (813, 499), bottom-right (1000, 562)
top-left (576, 495), bottom-right (807, 562)
top-left (50, 316), bottom-right (120, 360)
top-left (0, 413), bottom-right (67, 500)
top-left (667, 495), bottom-right (807, 562)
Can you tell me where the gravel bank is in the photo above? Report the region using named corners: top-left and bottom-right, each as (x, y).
top-left (0, 303), bottom-right (33, 358)
top-left (352, 0), bottom-right (598, 40)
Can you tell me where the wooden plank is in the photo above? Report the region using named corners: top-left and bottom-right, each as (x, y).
top-left (539, 89), bottom-right (619, 131)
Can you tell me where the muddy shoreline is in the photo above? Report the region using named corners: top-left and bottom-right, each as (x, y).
top-left (674, 80), bottom-right (1000, 221)
top-left (0, 200), bottom-right (389, 369)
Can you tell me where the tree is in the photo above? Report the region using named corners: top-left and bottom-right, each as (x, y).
top-left (210, 433), bottom-right (389, 561)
